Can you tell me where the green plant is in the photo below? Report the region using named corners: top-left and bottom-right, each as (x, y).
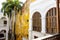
top-left (1, 0), bottom-right (23, 17)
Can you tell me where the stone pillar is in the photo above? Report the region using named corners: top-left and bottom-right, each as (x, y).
top-left (6, 31), bottom-right (8, 40)
top-left (41, 16), bottom-right (46, 33)
top-left (29, 18), bottom-right (32, 40)
top-left (6, 14), bottom-right (9, 40)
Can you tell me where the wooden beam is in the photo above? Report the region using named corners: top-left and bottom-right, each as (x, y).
top-left (56, 0), bottom-right (59, 33)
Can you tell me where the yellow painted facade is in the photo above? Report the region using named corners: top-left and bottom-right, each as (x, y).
top-left (15, 10), bottom-right (29, 40)
top-left (31, 0), bottom-right (36, 2)
top-left (13, 0), bottom-right (35, 40)
top-left (15, 0), bottom-right (29, 40)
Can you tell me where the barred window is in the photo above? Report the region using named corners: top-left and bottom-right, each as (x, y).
top-left (32, 12), bottom-right (41, 32)
top-left (46, 8), bottom-right (57, 34)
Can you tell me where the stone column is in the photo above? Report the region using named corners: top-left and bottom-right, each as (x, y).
top-left (41, 16), bottom-right (46, 33)
top-left (6, 30), bottom-right (8, 40)
top-left (6, 14), bottom-right (9, 40)
top-left (29, 18), bottom-right (32, 40)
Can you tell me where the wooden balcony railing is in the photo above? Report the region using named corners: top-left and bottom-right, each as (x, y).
top-left (42, 34), bottom-right (60, 40)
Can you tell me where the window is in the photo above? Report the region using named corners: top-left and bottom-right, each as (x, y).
top-left (46, 8), bottom-right (57, 34)
top-left (4, 20), bottom-right (7, 26)
top-left (32, 12), bottom-right (41, 32)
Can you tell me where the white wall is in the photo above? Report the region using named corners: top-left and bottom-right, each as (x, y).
top-left (29, 0), bottom-right (56, 33)
top-left (29, 0), bottom-right (56, 40)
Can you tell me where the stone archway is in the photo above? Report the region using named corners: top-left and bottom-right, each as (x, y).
top-left (32, 12), bottom-right (41, 32)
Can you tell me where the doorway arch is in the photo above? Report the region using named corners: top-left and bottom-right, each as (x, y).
top-left (32, 12), bottom-right (41, 32)
top-left (46, 7), bottom-right (57, 34)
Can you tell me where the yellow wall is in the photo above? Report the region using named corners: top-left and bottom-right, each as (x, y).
top-left (14, 0), bottom-right (31, 40)
top-left (15, 10), bottom-right (29, 40)
top-left (31, 0), bottom-right (36, 2)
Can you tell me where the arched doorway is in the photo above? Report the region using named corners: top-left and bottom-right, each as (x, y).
top-left (32, 12), bottom-right (41, 32)
top-left (46, 8), bottom-right (57, 34)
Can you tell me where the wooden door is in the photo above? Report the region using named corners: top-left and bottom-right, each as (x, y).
top-left (32, 12), bottom-right (41, 32)
top-left (59, 0), bottom-right (60, 32)
top-left (59, 0), bottom-right (60, 3)
top-left (46, 8), bottom-right (57, 34)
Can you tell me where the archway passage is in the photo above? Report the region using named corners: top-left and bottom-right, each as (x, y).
top-left (46, 8), bottom-right (57, 34)
top-left (32, 12), bottom-right (41, 32)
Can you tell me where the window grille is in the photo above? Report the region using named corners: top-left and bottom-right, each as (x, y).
top-left (32, 12), bottom-right (41, 32)
top-left (46, 8), bottom-right (57, 34)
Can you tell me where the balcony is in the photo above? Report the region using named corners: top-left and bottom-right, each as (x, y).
top-left (32, 34), bottom-right (60, 40)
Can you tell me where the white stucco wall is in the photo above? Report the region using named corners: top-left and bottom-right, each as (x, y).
top-left (29, 0), bottom-right (56, 32)
top-left (29, 0), bottom-right (56, 40)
